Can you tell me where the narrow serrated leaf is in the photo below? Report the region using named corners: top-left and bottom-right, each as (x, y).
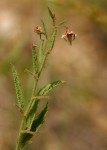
top-left (41, 20), bottom-right (48, 39)
top-left (48, 7), bottom-right (55, 20)
top-left (38, 40), bottom-right (44, 69)
top-left (31, 102), bottom-right (48, 131)
top-left (20, 103), bottom-right (48, 148)
top-left (48, 29), bottom-right (57, 52)
top-left (11, 63), bottom-right (24, 108)
top-left (38, 80), bottom-right (65, 96)
top-left (32, 45), bottom-right (38, 73)
top-left (26, 99), bottom-right (39, 129)
top-left (58, 21), bottom-right (66, 26)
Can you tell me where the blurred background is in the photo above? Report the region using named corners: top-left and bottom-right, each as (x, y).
top-left (0, 0), bottom-right (107, 150)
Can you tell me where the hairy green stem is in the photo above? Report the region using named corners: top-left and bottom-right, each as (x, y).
top-left (16, 52), bottom-right (48, 150)
top-left (15, 75), bottom-right (39, 150)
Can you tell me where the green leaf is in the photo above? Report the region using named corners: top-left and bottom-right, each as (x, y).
top-left (48, 29), bottom-right (57, 52)
top-left (48, 7), bottom-right (55, 20)
top-left (32, 44), bottom-right (38, 74)
top-left (38, 40), bottom-right (45, 69)
top-left (58, 21), bottom-right (66, 27)
top-left (31, 102), bottom-right (48, 131)
top-left (20, 103), bottom-right (48, 148)
top-left (11, 63), bottom-right (24, 108)
top-left (26, 99), bottom-right (39, 129)
top-left (41, 20), bottom-right (48, 39)
top-left (38, 80), bottom-right (65, 96)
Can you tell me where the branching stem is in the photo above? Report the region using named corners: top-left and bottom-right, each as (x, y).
top-left (15, 16), bottom-right (58, 150)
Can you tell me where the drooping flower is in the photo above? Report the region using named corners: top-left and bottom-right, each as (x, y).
top-left (61, 27), bottom-right (77, 45)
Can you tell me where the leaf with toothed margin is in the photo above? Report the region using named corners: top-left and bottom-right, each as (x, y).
top-left (26, 99), bottom-right (39, 129)
top-left (48, 7), bottom-right (55, 20)
top-left (41, 20), bottom-right (48, 39)
top-left (32, 45), bottom-right (38, 74)
top-left (47, 29), bottom-right (57, 52)
top-left (38, 80), bottom-right (65, 96)
top-left (58, 21), bottom-right (66, 27)
top-left (11, 63), bottom-right (24, 109)
top-left (38, 40), bottom-right (45, 70)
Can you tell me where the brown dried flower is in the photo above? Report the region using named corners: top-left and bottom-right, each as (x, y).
top-left (34, 26), bottom-right (44, 39)
top-left (61, 27), bottom-right (77, 45)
